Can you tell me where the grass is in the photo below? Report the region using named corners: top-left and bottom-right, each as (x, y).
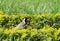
top-left (0, 0), bottom-right (60, 14)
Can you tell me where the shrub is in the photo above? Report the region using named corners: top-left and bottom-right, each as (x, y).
top-left (0, 13), bottom-right (60, 29)
top-left (0, 27), bottom-right (60, 41)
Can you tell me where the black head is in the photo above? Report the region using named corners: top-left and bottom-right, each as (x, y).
top-left (23, 17), bottom-right (28, 22)
top-left (23, 16), bottom-right (31, 25)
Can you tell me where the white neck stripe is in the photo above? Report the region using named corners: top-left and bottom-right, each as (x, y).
top-left (22, 18), bottom-right (25, 24)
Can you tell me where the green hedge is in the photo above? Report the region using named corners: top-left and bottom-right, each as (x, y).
top-left (0, 27), bottom-right (60, 41)
top-left (0, 13), bottom-right (60, 29)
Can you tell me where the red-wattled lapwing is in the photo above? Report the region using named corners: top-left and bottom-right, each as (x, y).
top-left (16, 17), bottom-right (30, 29)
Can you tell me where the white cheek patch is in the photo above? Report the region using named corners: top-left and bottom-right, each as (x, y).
top-left (22, 18), bottom-right (26, 24)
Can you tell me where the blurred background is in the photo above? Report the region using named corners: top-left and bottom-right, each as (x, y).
top-left (0, 0), bottom-right (60, 14)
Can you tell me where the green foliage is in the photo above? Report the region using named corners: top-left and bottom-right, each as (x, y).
top-left (0, 0), bottom-right (60, 14)
top-left (0, 13), bottom-right (60, 29)
top-left (0, 27), bottom-right (60, 41)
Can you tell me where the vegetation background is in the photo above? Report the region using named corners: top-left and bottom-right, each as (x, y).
top-left (0, 0), bottom-right (60, 14)
top-left (0, 0), bottom-right (60, 41)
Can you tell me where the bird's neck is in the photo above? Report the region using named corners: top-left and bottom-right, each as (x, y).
top-left (22, 18), bottom-right (25, 24)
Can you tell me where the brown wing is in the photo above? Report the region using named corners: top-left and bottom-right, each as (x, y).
top-left (16, 22), bottom-right (25, 29)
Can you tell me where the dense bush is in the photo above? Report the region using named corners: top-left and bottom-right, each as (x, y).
top-left (0, 13), bottom-right (60, 29)
top-left (0, 27), bottom-right (60, 41)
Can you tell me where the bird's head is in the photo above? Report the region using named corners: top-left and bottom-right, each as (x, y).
top-left (22, 16), bottom-right (32, 25)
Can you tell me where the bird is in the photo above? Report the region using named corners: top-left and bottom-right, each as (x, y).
top-left (16, 17), bottom-right (30, 29)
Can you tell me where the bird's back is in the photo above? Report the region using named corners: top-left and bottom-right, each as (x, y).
top-left (16, 22), bottom-right (26, 29)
